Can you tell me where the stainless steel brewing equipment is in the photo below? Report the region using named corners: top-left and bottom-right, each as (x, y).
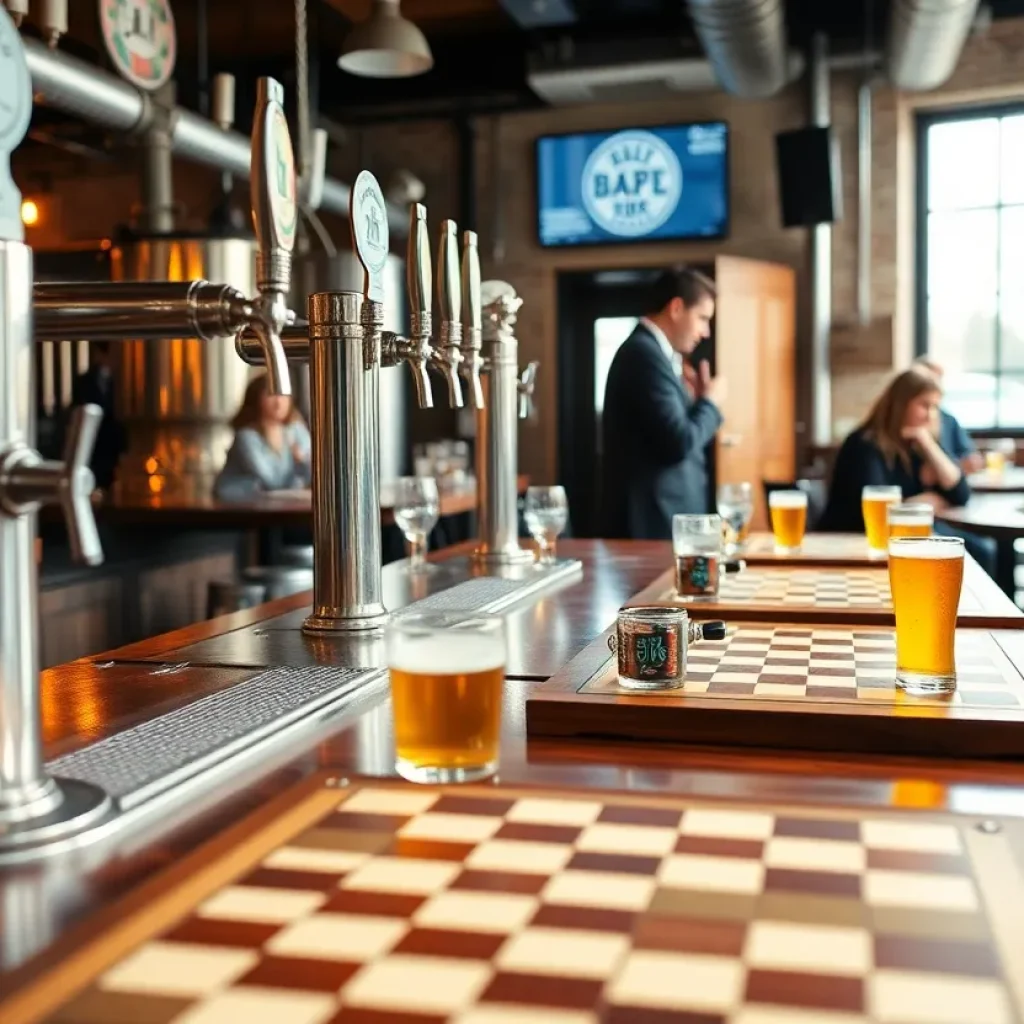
top-left (111, 233), bottom-right (258, 498)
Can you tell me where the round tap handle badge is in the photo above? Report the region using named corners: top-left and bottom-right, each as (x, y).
top-left (582, 129), bottom-right (683, 239)
top-left (100, 0), bottom-right (177, 92)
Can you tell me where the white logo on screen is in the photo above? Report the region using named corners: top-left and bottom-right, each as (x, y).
top-left (581, 130), bottom-right (683, 238)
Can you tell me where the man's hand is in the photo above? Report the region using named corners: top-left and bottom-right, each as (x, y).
top-left (962, 452), bottom-right (985, 474)
top-left (692, 359), bottom-right (727, 406)
top-left (681, 361), bottom-right (698, 398)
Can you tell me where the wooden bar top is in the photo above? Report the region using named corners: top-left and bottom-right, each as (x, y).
top-left (7, 539), bottom-right (1024, 1017)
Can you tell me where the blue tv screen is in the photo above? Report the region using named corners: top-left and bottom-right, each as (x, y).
top-left (536, 122), bottom-right (729, 247)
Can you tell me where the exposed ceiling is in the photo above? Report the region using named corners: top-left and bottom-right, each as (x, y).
top-left (17, 0), bottom-right (1024, 129)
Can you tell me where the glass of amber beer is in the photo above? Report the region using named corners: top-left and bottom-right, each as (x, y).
top-left (386, 612), bottom-right (506, 783)
top-left (887, 502), bottom-right (933, 539)
top-left (768, 489), bottom-right (808, 554)
top-left (862, 485), bottom-right (902, 555)
top-left (888, 536), bottom-right (964, 694)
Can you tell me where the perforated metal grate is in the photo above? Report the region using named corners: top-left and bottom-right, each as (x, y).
top-left (402, 577), bottom-right (525, 613)
top-left (46, 666), bottom-right (371, 807)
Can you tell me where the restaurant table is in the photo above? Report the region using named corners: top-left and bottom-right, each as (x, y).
top-left (939, 493), bottom-right (1024, 598)
top-left (968, 466), bottom-right (1024, 493)
top-left (7, 538), bottom-right (1024, 1023)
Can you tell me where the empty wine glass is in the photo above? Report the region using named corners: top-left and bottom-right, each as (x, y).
top-left (393, 476), bottom-right (440, 573)
top-left (524, 485), bottom-right (568, 565)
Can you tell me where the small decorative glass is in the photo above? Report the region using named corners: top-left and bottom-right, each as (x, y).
top-left (607, 606), bottom-right (727, 691)
top-left (672, 513), bottom-right (722, 601)
top-left (717, 482), bottom-right (754, 554)
top-left (524, 485), bottom-right (569, 565)
top-left (393, 476), bottom-right (440, 573)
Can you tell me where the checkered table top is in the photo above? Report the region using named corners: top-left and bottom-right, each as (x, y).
top-left (742, 532), bottom-right (884, 566)
top-left (583, 626), bottom-right (1019, 710)
top-left (34, 778), bottom-right (1024, 1024)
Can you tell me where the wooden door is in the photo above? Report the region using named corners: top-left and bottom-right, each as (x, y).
top-left (712, 257), bottom-right (797, 530)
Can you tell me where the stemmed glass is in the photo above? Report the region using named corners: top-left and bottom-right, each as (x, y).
top-left (524, 485), bottom-right (569, 565)
top-left (393, 476), bottom-right (440, 573)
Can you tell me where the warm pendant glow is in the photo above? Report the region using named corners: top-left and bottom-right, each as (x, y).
top-left (21, 199), bottom-right (39, 226)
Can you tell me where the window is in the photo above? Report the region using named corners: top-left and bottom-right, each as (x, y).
top-left (916, 105), bottom-right (1024, 430)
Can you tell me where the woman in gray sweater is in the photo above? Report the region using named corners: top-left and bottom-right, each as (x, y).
top-left (214, 374), bottom-right (312, 500)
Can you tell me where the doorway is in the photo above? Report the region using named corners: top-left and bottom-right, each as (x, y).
top-left (556, 267), bottom-right (716, 537)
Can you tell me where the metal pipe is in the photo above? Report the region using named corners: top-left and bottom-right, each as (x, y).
top-left (237, 322), bottom-right (311, 363)
top-left (303, 291), bottom-right (388, 633)
top-left (21, 38), bottom-right (407, 234)
top-left (685, 0), bottom-right (789, 98)
top-left (857, 80), bottom-right (873, 327)
top-left (885, 0), bottom-right (980, 91)
top-left (32, 281), bottom-right (253, 342)
top-left (809, 32), bottom-right (832, 448)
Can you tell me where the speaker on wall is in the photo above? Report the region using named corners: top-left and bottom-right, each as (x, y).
top-left (775, 126), bottom-right (843, 228)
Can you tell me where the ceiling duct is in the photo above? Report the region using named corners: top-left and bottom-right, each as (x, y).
top-left (684, 0), bottom-right (789, 98)
top-left (885, 0), bottom-right (981, 91)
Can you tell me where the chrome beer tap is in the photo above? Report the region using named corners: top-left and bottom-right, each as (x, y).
top-left (459, 231), bottom-right (485, 409)
top-left (0, 7), bottom-right (112, 855)
top-left (379, 205), bottom-right (464, 409)
top-left (462, 248), bottom-right (540, 563)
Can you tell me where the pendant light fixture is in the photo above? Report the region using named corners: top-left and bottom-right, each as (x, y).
top-left (338, 0), bottom-right (434, 78)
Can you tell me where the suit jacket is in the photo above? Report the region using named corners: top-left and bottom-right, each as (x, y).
top-left (600, 324), bottom-right (723, 539)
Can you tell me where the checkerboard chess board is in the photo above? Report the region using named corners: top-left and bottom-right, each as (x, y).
top-left (583, 626), bottom-right (1019, 707)
top-left (742, 532), bottom-right (882, 566)
top-left (717, 568), bottom-right (892, 607)
top-left (526, 626), bottom-right (1024, 757)
top-left (37, 778), bottom-right (1024, 1024)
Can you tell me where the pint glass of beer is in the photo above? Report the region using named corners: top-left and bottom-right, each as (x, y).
top-left (768, 490), bottom-right (808, 554)
top-left (386, 612), bottom-right (506, 783)
top-left (887, 502), bottom-right (933, 538)
top-left (888, 536), bottom-right (964, 694)
top-left (862, 485), bottom-right (902, 555)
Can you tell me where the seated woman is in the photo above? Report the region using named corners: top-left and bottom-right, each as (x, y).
top-left (215, 373), bottom-right (311, 501)
top-left (818, 368), bottom-right (995, 574)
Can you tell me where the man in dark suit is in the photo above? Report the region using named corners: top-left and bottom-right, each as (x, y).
top-left (70, 342), bottom-right (125, 489)
top-left (601, 267), bottom-right (726, 539)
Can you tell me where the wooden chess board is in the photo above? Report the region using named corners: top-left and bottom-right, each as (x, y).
top-left (741, 531), bottom-right (886, 567)
top-left (16, 775), bottom-right (1024, 1024)
top-left (631, 562), bottom-right (1023, 629)
top-left (526, 626), bottom-right (1024, 759)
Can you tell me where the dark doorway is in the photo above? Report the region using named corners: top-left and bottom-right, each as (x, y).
top-left (556, 266), bottom-right (717, 537)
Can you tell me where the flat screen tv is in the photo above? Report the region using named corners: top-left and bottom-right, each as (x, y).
top-left (536, 121), bottom-right (729, 248)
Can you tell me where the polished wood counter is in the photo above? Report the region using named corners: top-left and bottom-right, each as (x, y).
top-left (63, 476), bottom-right (529, 529)
top-left (7, 540), bottom-right (1024, 1017)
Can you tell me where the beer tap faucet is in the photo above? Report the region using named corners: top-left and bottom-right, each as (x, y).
top-left (382, 204), bottom-right (434, 408)
top-left (431, 220), bottom-right (464, 408)
top-left (459, 231), bottom-right (485, 410)
top-left (243, 76), bottom-right (298, 397)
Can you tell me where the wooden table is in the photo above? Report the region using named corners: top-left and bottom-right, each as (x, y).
top-left (939, 493), bottom-right (1024, 597)
top-left (8, 539), bottom-right (1024, 1020)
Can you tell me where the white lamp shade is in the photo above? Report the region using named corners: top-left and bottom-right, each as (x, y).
top-left (338, 0), bottom-right (434, 78)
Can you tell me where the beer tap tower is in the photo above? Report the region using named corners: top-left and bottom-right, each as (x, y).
top-left (459, 239), bottom-right (541, 564)
top-left (0, 6), bottom-right (299, 855)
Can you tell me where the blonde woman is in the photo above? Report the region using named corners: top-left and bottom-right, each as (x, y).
top-left (214, 374), bottom-right (311, 500)
top-left (818, 367), bottom-right (969, 533)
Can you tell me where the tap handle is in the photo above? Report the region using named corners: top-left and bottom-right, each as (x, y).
top-left (250, 77), bottom-right (297, 294)
top-left (518, 361), bottom-right (539, 420)
top-left (460, 230), bottom-right (485, 409)
top-left (690, 620), bottom-right (727, 643)
top-left (407, 203), bottom-right (432, 337)
top-left (60, 404), bottom-right (103, 566)
top-left (438, 219), bottom-right (461, 336)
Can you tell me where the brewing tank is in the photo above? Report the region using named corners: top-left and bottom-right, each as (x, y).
top-left (111, 233), bottom-right (257, 499)
top-left (291, 250), bottom-right (408, 486)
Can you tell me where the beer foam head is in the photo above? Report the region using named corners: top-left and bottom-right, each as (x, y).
top-left (863, 485), bottom-right (902, 502)
top-left (768, 490), bottom-right (807, 508)
top-left (888, 536), bottom-right (964, 559)
top-left (387, 614), bottom-right (507, 673)
top-left (887, 502), bottom-right (933, 525)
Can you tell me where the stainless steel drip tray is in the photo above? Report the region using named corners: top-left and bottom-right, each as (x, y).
top-left (46, 665), bottom-right (382, 812)
top-left (133, 559), bottom-right (585, 670)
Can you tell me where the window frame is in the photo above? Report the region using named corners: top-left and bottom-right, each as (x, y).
top-left (915, 101), bottom-right (1024, 438)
